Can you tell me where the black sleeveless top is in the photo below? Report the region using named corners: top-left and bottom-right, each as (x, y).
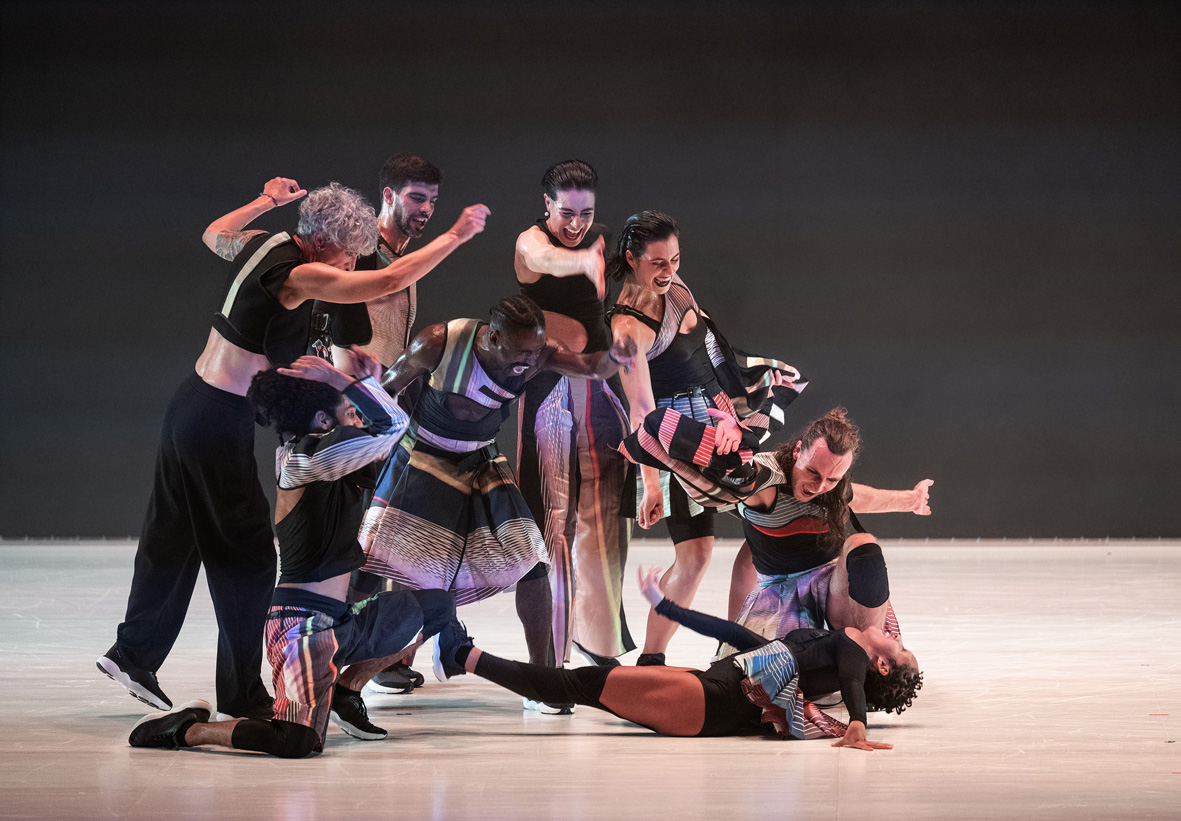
top-left (610, 302), bottom-right (715, 397)
top-left (519, 220), bottom-right (611, 353)
top-left (211, 232), bottom-right (311, 367)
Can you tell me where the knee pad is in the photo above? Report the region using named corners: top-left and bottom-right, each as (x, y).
top-left (846, 542), bottom-right (890, 609)
top-left (231, 718), bottom-right (321, 759)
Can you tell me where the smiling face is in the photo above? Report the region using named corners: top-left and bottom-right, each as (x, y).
top-left (790, 436), bottom-right (854, 503)
top-left (625, 235), bottom-right (680, 294)
top-left (387, 181), bottom-right (439, 239)
top-left (544, 188), bottom-right (596, 247)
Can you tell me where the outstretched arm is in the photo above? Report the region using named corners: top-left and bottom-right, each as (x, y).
top-left (638, 566), bottom-right (767, 651)
top-left (279, 204), bottom-right (491, 307)
top-left (850, 480), bottom-right (933, 515)
top-left (202, 177), bottom-right (307, 260)
top-left (542, 334), bottom-right (637, 380)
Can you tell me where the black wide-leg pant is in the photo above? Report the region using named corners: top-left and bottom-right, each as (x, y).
top-left (115, 372), bottom-right (276, 715)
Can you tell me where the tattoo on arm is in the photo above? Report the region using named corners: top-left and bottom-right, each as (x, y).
top-left (213, 230), bottom-right (267, 261)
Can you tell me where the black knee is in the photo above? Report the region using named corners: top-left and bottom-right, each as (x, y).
top-left (231, 718), bottom-right (321, 759)
top-left (410, 588), bottom-right (456, 638)
top-left (846, 542), bottom-right (890, 608)
top-left (666, 514), bottom-right (715, 544)
top-left (519, 561), bottom-right (549, 582)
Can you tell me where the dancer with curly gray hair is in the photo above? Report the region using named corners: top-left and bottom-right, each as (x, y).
top-left (98, 177), bottom-right (489, 721)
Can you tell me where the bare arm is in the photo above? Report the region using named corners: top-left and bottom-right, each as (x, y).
top-left (849, 480), bottom-right (933, 515)
top-left (380, 325), bottom-right (445, 396)
top-left (514, 228), bottom-right (605, 299)
top-left (279, 204), bottom-right (490, 307)
top-left (542, 334), bottom-right (637, 381)
top-left (202, 177), bottom-right (307, 260)
top-left (611, 313), bottom-right (663, 528)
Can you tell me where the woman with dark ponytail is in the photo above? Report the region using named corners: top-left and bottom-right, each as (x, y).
top-left (514, 161), bottom-right (635, 678)
top-left (607, 211), bottom-right (807, 666)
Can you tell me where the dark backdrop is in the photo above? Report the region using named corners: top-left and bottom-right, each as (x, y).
top-left (2, 1), bottom-right (1178, 539)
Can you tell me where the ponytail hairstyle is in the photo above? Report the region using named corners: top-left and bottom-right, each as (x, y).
top-left (605, 210), bottom-right (680, 282)
top-left (773, 408), bottom-right (861, 543)
top-left (541, 160), bottom-right (598, 199)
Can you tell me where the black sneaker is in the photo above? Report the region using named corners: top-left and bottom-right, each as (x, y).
top-left (128, 699), bottom-right (211, 749)
top-left (329, 685), bottom-right (386, 740)
top-left (98, 645), bottom-right (172, 710)
top-left (433, 616), bottom-right (474, 681)
top-left (368, 661), bottom-right (423, 694)
top-left (636, 652), bottom-right (667, 667)
top-left (522, 697), bottom-right (576, 715)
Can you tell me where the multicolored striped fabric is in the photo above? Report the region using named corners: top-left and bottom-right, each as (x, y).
top-left (359, 438), bottom-right (548, 605)
top-left (265, 608), bottom-right (341, 740)
top-left (721, 563), bottom-right (836, 659)
top-left (732, 640), bottom-right (806, 739)
top-left (620, 406), bottom-right (787, 512)
top-left (517, 372), bottom-right (635, 662)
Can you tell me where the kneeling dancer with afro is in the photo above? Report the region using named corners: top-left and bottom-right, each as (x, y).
top-left (129, 353), bottom-right (455, 757)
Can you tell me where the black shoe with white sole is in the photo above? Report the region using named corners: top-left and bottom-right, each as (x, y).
top-left (433, 617), bottom-right (474, 681)
top-left (128, 699), bottom-right (211, 749)
top-left (329, 685), bottom-right (386, 740)
top-left (367, 661), bottom-right (422, 694)
top-left (97, 645), bottom-right (172, 710)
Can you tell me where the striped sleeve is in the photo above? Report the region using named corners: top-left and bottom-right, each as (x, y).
top-left (277, 377), bottom-right (409, 489)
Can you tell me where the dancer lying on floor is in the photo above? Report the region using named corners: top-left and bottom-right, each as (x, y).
top-left (433, 567), bottom-right (921, 749)
top-left (128, 354), bottom-right (456, 757)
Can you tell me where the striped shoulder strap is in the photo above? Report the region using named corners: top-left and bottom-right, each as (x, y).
top-left (649, 280), bottom-right (698, 358)
top-left (429, 318), bottom-right (480, 392)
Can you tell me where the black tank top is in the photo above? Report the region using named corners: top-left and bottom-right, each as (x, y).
top-left (609, 303), bottom-right (715, 398)
top-left (519, 220), bottom-right (611, 353)
top-left (211, 232), bottom-right (311, 366)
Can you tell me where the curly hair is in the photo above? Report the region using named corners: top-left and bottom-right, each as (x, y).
top-left (247, 369), bottom-right (343, 440)
top-left (296, 182), bottom-right (378, 257)
top-left (864, 663), bottom-right (923, 715)
top-left (773, 408), bottom-right (861, 544)
top-left (605, 210), bottom-right (680, 282)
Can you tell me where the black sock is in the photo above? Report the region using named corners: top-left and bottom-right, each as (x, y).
top-left (473, 652), bottom-right (611, 709)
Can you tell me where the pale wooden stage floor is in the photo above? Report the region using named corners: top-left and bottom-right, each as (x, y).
top-left (1, 540), bottom-right (1178, 820)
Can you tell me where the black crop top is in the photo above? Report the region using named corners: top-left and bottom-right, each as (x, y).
top-left (654, 598), bottom-right (871, 725)
top-left (518, 220), bottom-right (611, 353)
top-left (212, 232), bottom-right (311, 367)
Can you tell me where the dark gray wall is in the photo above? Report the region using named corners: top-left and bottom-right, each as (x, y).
top-left (2, 1), bottom-right (1178, 538)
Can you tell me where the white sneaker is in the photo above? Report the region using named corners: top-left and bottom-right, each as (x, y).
top-left (522, 697), bottom-right (575, 715)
